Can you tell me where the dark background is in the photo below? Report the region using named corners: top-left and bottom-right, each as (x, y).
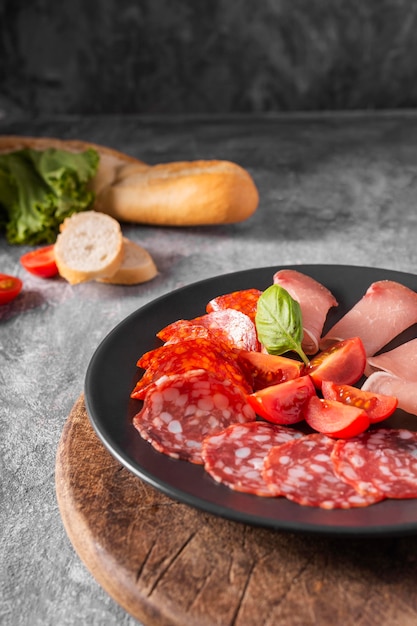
top-left (1, 0), bottom-right (417, 120)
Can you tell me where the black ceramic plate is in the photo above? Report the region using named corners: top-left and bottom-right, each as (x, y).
top-left (85, 265), bottom-right (417, 536)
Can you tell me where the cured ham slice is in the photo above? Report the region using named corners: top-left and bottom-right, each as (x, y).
top-left (362, 371), bottom-right (417, 416)
top-left (273, 269), bottom-right (338, 355)
top-left (366, 338), bottom-right (417, 381)
top-left (320, 280), bottom-right (417, 356)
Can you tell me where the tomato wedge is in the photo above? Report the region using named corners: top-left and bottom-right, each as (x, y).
top-left (20, 245), bottom-right (58, 278)
top-left (247, 375), bottom-right (316, 424)
top-left (306, 337), bottom-right (366, 390)
top-left (238, 350), bottom-right (303, 391)
top-left (0, 273), bottom-right (23, 305)
top-left (321, 381), bottom-right (398, 424)
top-left (305, 395), bottom-right (370, 438)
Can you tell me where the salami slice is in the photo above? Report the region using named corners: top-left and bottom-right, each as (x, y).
top-left (206, 288), bottom-right (262, 323)
top-left (132, 369), bottom-right (256, 464)
top-left (157, 309), bottom-right (258, 352)
top-left (202, 421), bottom-right (303, 496)
top-left (131, 336), bottom-right (251, 400)
top-left (263, 433), bottom-right (384, 509)
top-left (332, 429), bottom-right (417, 499)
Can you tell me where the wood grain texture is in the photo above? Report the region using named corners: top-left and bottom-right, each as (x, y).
top-left (56, 394), bottom-right (417, 626)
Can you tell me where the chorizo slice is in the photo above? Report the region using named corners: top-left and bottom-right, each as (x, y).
top-left (157, 308), bottom-right (258, 352)
top-left (131, 336), bottom-right (251, 399)
top-left (206, 288), bottom-right (262, 323)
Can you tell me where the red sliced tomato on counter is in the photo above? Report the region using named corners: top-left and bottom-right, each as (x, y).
top-left (306, 337), bottom-right (366, 389)
top-left (238, 350), bottom-right (303, 391)
top-left (321, 380), bottom-right (398, 424)
top-left (305, 395), bottom-right (370, 439)
top-left (247, 375), bottom-right (316, 425)
top-left (0, 273), bottom-right (22, 305)
top-left (20, 245), bottom-right (58, 278)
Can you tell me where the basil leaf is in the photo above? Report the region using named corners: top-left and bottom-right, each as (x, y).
top-left (255, 284), bottom-right (309, 365)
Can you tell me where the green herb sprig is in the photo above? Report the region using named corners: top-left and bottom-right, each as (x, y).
top-left (255, 284), bottom-right (310, 365)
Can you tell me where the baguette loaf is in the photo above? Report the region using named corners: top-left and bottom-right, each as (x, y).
top-left (0, 135), bottom-right (259, 226)
top-left (95, 159), bottom-right (259, 226)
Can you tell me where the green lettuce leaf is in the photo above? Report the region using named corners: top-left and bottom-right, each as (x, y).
top-left (0, 147), bottom-right (99, 244)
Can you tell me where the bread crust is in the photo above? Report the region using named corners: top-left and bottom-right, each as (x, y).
top-left (0, 135), bottom-right (259, 226)
top-left (95, 159), bottom-right (259, 225)
top-left (97, 237), bottom-right (158, 285)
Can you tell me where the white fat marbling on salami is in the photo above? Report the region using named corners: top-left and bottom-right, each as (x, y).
top-left (263, 433), bottom-right (384, 509)
top-left (132, 369), bottom-right (256, 464)
top-left (201, 421), bottom-right (303, 496)
top-left (332, 429), bottom-right (417, 499)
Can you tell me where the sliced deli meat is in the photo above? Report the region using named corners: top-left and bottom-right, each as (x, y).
top-left (362, 372), bottom-right (417, 416)
top-left (320, 280), bottom-right (417, 356)
top-left (366, 337), bottom-right (417, 381)
top-left (202, 421), bottom-right (303, 496)
top-left (157, 309), bottom-right (258, 352)
top-left (206, 288), bottom-right (262, 324)
top-left (131, 336), bottom-right (251, 400)
top-left (133, 369), bottom-right (256, 464)
top-left (262, 433), bottom-right (384, 509)
top-left (273, 269), bottom-right (338, 355)
top-left (331, 429), bottom-right (417, 499)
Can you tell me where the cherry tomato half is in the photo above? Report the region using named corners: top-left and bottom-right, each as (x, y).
top-left (304, 395), bottom-right (370, 439)
top-left (0, 273), bottom-right (23, 305)
top-left (20, 245), bottom-right (58, 278)
top-left (247, 375), bottom-right (316, 425)
top-left (321, 381), bottom-right (398, 424)
top-left (306, 336), bottom-right (366, 390)
top-left (238, 350), bottom-right (303, 391)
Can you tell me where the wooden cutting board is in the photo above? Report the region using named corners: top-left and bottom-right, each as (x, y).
top-left (55, 395), bottom-right (417, 626)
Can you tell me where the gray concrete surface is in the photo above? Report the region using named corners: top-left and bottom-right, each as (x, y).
top-left (1, 112), bottom-right (417, 625)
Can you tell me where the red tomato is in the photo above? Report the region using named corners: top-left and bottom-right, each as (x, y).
top-left (321, 381), bottom-right (398, 424)
top-left (247, 375), bottom-right (316, 424)
top-left (238, 350), bottom-right (303, 391)
top-left (306, 337), bottom-right (366, 390)
top-left (0, 273), bottom-right (23, 305)
top-left (20, 245), bottom-right (58, 278)
top-left (305, 395), bottom-right (370, 438)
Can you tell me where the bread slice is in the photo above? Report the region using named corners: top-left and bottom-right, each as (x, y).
top-left (97, 237), bottom-right (158, 285)
top-left (54, 211), bottom-right (124, 285)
